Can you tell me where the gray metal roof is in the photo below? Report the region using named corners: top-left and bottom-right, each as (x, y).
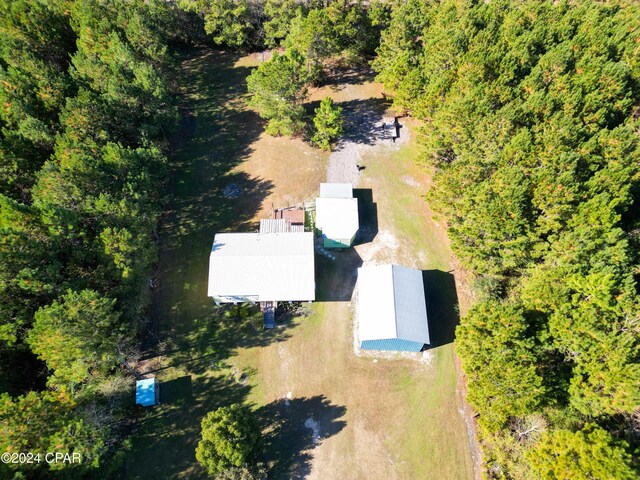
top-left (392, 265), bottom-right (430, 344)
top-left (208, 232), bottom-right (315, 302)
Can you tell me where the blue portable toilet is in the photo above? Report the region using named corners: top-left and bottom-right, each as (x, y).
top-left (136, 378), bottom-right (159, 407)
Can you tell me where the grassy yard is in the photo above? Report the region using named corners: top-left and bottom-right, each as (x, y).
top-left (120, 48), bottom-right (474, 479)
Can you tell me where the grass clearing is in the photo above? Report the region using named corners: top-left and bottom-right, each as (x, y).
top-left (121, 48), bottom-right (475, 480)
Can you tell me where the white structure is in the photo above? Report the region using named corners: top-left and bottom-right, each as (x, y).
top-left (316, 183), bottom-right (359, 248)
top-left (357, 264), bottom-right (430, 352)
top-left (208, 232), bottom-right (315, 304)
top-left (320, 183), bottom-right (353, 199)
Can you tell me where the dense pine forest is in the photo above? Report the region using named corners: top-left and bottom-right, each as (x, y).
top-left (0, 0), bottom-right (638, 478)
top-left (0, 1), bottom-right (190, 477)
top-left (372, 1), bottom-right (640, 477)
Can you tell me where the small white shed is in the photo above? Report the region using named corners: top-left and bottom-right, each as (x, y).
top-left (316, 183), bottom-right (359, 248)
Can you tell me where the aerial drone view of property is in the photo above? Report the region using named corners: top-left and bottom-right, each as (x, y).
top-left (1, 1), bottom-right (639, 479)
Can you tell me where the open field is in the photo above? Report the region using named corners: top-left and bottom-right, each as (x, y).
top-left (120, 48), bottom-right (475, 479)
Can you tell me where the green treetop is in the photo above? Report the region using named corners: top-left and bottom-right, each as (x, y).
top-left (247, 49), bottom-right (310, 136)
top-left (195, 404), bottom-right (263, 475)
top-left (312, 97), bottom-right (343, 151)
top-left (27, 289), bottom-right (124, 386)
top-left (527, 424), bottom-right (637, 480)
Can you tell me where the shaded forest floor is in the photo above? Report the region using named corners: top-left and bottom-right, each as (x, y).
top-left (119, 47), bottom-right (476, 480)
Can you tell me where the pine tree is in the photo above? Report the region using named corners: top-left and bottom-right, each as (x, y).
top-left (527, 425), bottom-right (637, 480)
top-left (312, 97), bottom-right (343, 151)
top-left (27, 290), bottom-right (123, 386)
top-left (247, 49), bottom-right (310, 136)
top-left (195, 404), bottom-right (263, 475)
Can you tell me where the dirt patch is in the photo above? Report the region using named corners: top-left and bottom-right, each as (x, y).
top-left (326, 142), bottom-right (364, 185)
top-left (355, 229), bottom-right (400, 266)
top-left (402, 175), bottom-right (421, 188)
top-left (233, 133), bottom-right (327, 221)
top-left (277, 344), bottom-right (291, 385)
top-left (304, 417), bottom-right (321, 444)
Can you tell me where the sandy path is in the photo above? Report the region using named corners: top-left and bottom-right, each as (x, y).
top-left (326, 142), bottom-right (364, 185)
top-left (326, 114), bottom-right (409, 185)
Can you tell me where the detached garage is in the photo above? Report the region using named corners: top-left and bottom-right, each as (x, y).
top-left (357, 264), bottom-right (430, 352)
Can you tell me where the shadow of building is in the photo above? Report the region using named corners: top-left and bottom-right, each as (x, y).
top-left (352, 188), bottom-right (378, 245)
top-left (314, 247), bottom-right (363, 302)
top-left (422, 270), bottom-right (460, 349)
top-left (314, 188), bottom-right (376, 302)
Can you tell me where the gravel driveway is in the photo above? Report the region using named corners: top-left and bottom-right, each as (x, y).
top-left (326, 108), bottom-right (409, 185)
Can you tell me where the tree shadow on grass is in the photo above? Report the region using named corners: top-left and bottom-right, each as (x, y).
top-left (257, 395), bottom-right (347, 479)
top-left (125, 374), bottom-right (252, 480)
top-left (162, 110), bottom-right (269, 248)
top-left (324, 64), bottom-right (377, 90)
top-left (177, 311), bottom-right (295, 374)
top-left (422, 270), bottom-right (459, 350)
top-left (144, 47), bottom-right (276, 355)
top-left (160, 48), bottom-right (267, 252)
top-left (143, 303), bottom-right (296, 378)
top-left (336, 97), bottom-right (390, 146)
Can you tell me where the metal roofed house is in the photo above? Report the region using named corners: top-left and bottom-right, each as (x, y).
top-left (357, 264), bottom-right (430, 352)
top-left (207, 232), bottom-right (315, 305)
top-left (316, 183), bottom-right (359, 248)
top-left (136, 378), bottom-right (159, 407)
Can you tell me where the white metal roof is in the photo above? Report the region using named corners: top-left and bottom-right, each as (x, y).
top-left (357, 264), bottom-right (430, 344)
top-left (315, 197), bottom-right (359, 239)
top-left (320, 183), bottom-right (353, 199)
top-left (208, 232), bottom-right (315, 302)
